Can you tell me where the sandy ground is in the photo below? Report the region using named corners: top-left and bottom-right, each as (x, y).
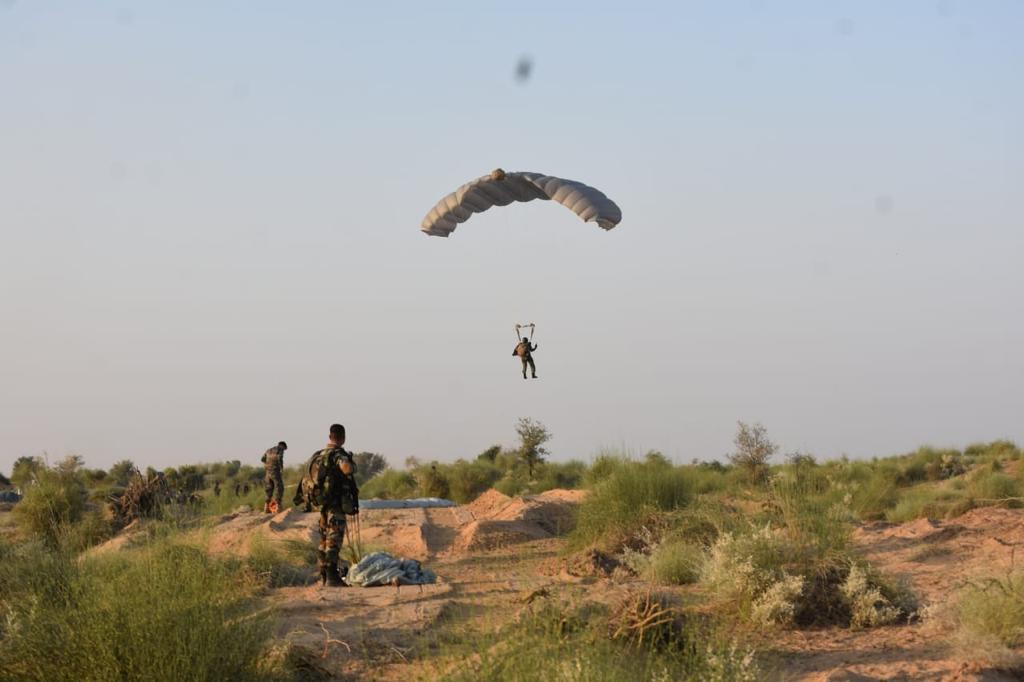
top-left (90, 493), bottom-right (1024, 680)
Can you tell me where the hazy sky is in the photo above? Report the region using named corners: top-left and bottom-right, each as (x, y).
top-left (2, 1), bottom-right (1022, 473)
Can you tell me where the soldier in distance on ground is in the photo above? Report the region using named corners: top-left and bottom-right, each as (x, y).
top-left (295, 424), bottom-right (359, 586)
top-left (513, 336), bottom-right (538, 379)
top-left (261, 441), bottom-right (287, 513)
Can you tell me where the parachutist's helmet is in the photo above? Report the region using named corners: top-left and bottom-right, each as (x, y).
top-left (522, 337), bottom-right (529, 343)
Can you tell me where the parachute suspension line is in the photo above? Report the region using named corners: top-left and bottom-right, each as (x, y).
top-left (514, 323), bottom-right (536, 342)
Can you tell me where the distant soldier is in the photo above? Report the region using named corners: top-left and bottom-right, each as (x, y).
top-left (243, 482), bottom-right (250, 495)
top-left (308, 424), bottom-right (359, 586)
top-left (513, 336), bottom-right (538, 379)
top-left (261, 441), bottom-right (287, 513)
top-left (213, 481), bottom-right (221, 497)
top-left (234, 481), bottom-right (241, 496)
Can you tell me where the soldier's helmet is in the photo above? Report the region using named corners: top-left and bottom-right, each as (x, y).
top-left (278, 441), bottom-right (287, 450)
top-left (522, 337), bottom-right (529, 343)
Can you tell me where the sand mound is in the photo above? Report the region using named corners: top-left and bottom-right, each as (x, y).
top-left (446, 489), bottom-right (583, 555)
top-left (854, 506), bottom-right (1024, 607)
top-left (489, 494), bottom-right (578, 535)
top-left (464, 489), bottom-right (513, 519)
top-left (535, 489), bottom-right (587, 504)
top-left (452, 519), bottom-right (551, 553)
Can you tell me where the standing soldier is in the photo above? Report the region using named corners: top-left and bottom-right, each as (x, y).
top-left (213, 481), bottom-right (221, 497)
top-left (312, 424), bottom-right (359, 586)
top-left (261, 441), bottom-right (287, 514)
top-left (513, 336), bottom-right (539, 379)
top-left (234, 481), bottom-right (241, 496)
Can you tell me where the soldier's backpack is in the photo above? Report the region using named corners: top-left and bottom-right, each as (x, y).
top-left (294, 448), bottom-right (358, 515)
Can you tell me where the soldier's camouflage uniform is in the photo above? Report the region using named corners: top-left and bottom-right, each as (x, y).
top-left (513, 341), bottom-right (538, 379)
top-left (261, 445), bottom-right (285, 509)
top-left (313, 445), bottom-right (358, 584)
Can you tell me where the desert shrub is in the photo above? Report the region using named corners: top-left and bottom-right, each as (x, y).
top-left (687, 464), bottom-right (730, 495)
top-left (572, 460), bottom-right (695, 550)
top-left (437, 597), bottom-right (759, 682)
top-left (416, 465), bottom-right (450, 499)
top-left (106, 459), bottom-right (136, 487)
top-left (701, 525), bottom-right (914, 630)
top-left (585, 451), bottom-right (630, 486)
top-left (13, 466), bottom-right (88, 547)
top-left (447, 460), bottom-right (502, 504)
top-left (965, 439), bottom-right (1021, 462)
top-left (359, 469), bottom-right (417, 499)
top-left (0, 539), bottom-right (275, 681)
top-left (493, 476), bottom-right (528, 497)
top-left (942, 570), bottom-right (1024, 665)
top-left (69, 511), bottom-right (114, 551)
top-left (701, 525), bottom-right (806, 627)
top-left (532, 460), bottom-right (587, 493)
top-left (968, 469), bottom-right (1022, 505)
top-left (846, 471), bottom-right (900, 520)
top-left (841, 563), bottom-right (917, 629)
top-left (647, 539), bottom-right (703, 585)
top-left (770, 468), bottom-right (850, 557)
top-left (10, 456), bottom-right (43, 489)
top-left (476, 445), bottom-right (502, 463)
top-left (886, 487), bottom-right (943, 523)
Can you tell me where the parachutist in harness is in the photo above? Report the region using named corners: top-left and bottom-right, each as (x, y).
top-left (513, 324), bottom-right (538, 379)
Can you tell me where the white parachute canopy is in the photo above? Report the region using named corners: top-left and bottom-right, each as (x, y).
top-left (421, 168), bottom-right (623, 237)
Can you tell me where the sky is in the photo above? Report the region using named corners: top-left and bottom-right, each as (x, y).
top-left (1, 1), bottom-right (1022, 473)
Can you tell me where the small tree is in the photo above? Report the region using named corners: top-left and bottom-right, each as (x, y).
top-left (353, 452), bottom-right (389, 486)
top-left (729, 421), bottom-right (778, 481)
top-left (10, 456), bottom-right (42, 490)
top-left (515, 418), bottom-right (551, 478)
top-left (477, 445), bottom-right (502, 463)
top-left (56, 455), bottom-right (84, 474)
top-left (108, 459), bottom-right (136, 487)
top-left (417, 464), bottom-right (450, 499)
top-left (13, 464), bottom-right (88, 547)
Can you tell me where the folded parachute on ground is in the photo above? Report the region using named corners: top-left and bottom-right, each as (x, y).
top-left (345, 551), bottom-right (437, 587)
top-left (421, 168), bottom-right (622, 237)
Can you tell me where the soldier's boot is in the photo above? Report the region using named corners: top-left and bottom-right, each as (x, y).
top-left (325, 561), bottom-right (346, 587)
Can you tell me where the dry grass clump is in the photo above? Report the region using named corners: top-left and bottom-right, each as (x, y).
top-left (935, 570), bottom-right (1024, 668)
top-left (0, 539), bottom-right (277, 681)
top-left (607, 589), bottom-right (680, 648)
top-left (571, 457), bottom-right (696, 551)
top-left (437, 593), bottom-right (759, 681)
